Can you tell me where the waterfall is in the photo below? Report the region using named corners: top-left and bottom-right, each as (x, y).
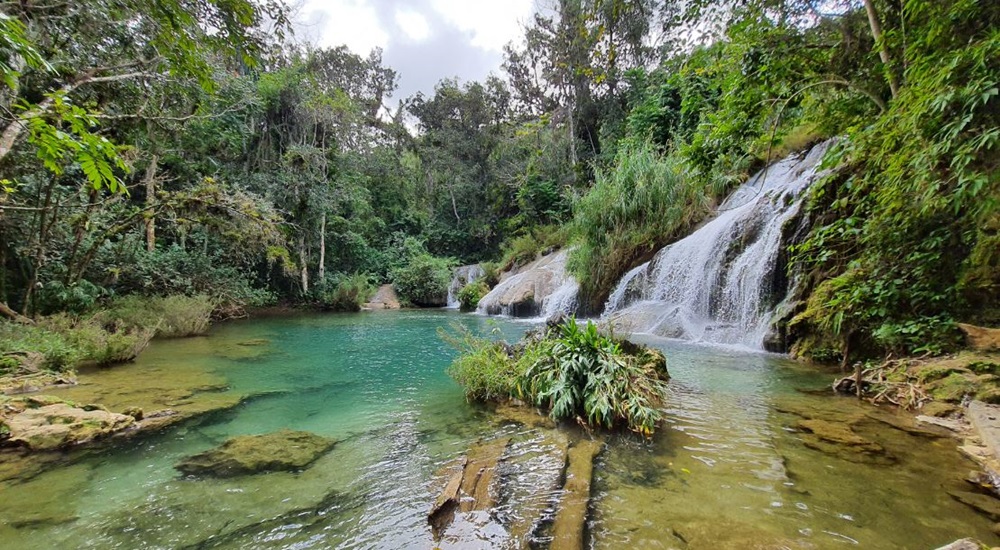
top-left (603, 141), bottom-right (833, 349)
top-left (446, 264), bottom-right (485, 309)
top-left (477, 249), bottom-right (579, 317)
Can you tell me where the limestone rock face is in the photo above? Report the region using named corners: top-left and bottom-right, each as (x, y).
top-left (363, 284), bottom-right (401, 310)
top-left (4, 400), bottom-right (134, 450)
top-left (175, 429), bottom-right (336, 478)
top-left (477, 250), bottom-right (578, 317)
top-left (959, 323), bottom-right (1000, 352)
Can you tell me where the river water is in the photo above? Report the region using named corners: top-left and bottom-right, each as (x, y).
top-left (0, 311), bottom-right (995, 549)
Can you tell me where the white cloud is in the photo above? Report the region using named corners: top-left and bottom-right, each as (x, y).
top-left (305, 0), bottom-right (389, 54)
top-left (394, 8), bottom-right (431, 42)
top-left (429, 0), bottom-right (535, 51)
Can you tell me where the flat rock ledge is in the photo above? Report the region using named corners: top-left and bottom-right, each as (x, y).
top-left (1, 395), bottom-right (135, 451)
top-left (175, 429), bottom-right (336, 478)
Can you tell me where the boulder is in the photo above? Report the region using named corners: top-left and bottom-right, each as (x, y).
top-left (4, 402), bottom-right (135, 450)
top-left (934, 538), bottom-right (987, 550)
top-left (175, 429), bottom-right (336, 478)
top-left (477, 249), bottom-right (577, 317)
top-left (363, 284), bottom-right (401, 310)
top-left (958, 324), bottom-right (1000, 352)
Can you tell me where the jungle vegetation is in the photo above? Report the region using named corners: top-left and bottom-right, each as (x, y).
top-left (0, 0), bottom-right (996, 368)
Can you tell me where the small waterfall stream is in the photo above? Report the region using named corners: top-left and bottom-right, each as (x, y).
top-left (603, 141), bottom-right (833, 349)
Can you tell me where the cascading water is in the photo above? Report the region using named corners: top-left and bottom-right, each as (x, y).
top-left (446, 264), bottom-right (485, 309)
top-left (603, 141), bottom-right (833, 349)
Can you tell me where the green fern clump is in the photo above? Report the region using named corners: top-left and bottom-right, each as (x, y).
top-left (443, 317), bottom-right (670, 436)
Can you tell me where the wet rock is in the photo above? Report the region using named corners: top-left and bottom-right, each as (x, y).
top-left (958, 324), bottom-right (1000, 352)
top-left (922, 401), bottom-right (961, 417)
top-left (175, 429), bottom-right (336, 478)
top-left (915, 415), bottom-right (967, 434)
top-left (948, 490), bottom-right (1000, 521)
top-left (867, 409), bottom-right (953, 438)
top-left (3, 400), bottom-right (135, 450)
top-left (428, 437), bottom-right (512, 540)
top-left (478, 249), bottom-right (577, 317)
top-left (794, 418), bottom-right (893, 464)
top-left (550, 437), bottom-right (604, 550)
top-left (934, 538), bottom-right (987, 550)
top-left (121, 406), bottom-right (143, 420)
top-left (493, 402), bottom-right (557, 429)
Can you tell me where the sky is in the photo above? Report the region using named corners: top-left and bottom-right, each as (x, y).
top-left (293, 0), bottom-right (538, 104)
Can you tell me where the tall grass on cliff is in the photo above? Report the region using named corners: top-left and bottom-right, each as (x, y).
top-left (568, 139), bottom-right (710, 308)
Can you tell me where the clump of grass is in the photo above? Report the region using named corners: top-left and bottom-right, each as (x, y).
top-left (443, 317), bottom-right (670, 436)
top-left (96, 295), bottom-right (214, 338)
top-left (569, 139), bottom-right (710, 309)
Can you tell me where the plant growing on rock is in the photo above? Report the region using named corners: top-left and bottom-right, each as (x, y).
top-left (444, 317), bottom-right (670, 436)
top-left (457, 281), bottom-right (490, 311)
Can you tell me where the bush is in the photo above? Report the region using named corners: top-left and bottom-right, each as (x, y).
top-left (316, 273), bottom-right (376, 312)
top-left (0, 321), bottom-right (77, 371)
top-left (97, 295), bottom-right (214, 338)
top-left (443, 327), bottom-right (525, 401)
top-left (457, 281), bottom-right (489, 312)
top-left (568, 139), bottom-right (709, 309)
top-left (444, 317), bottom-right (670, 436)
top-left (499, 224), bottom-right (570, 272)
top-left (392, 254), bottom-right (455, 307)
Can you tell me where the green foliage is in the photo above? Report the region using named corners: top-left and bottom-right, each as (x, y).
top-left (569, 139), bottom-right (708, 307)
top-left (519, 318), bottom-right (669, 436)
top-left (499, 224), bottom-right (570, 271)
top-left (0, 322), bottom-right (78, 371)
top-left (315, 274), bottom-right (375, 312)
top-left (96, 295), bottom-right (214, 338)
top-left (443, 325), bottom-right (525, 402)
top-left (457, 281), bottom-right (490, 312)
top-left (791, 1), bottom-right (1000, 356)
top-left (392, 254), bottom-right (455, 307)
top-left (444, 317), bottom-right (670, 436)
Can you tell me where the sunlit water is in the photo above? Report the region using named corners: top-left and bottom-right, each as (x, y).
top-left (0, 311), bottom-right (995, 549)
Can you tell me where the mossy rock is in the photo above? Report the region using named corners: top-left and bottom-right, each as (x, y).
top-left (921, 401), bottom-right (960, 417)
top-left (175, 429), bottom-right (336, 478)
top-left (913, 365), bottom-right (965, 384)
top-left (926, 373), bottom-right (978, 403)
top-left (795, 419), bottom-right (893, 465)
top-left (969, 361), bottom-right (1000, 375)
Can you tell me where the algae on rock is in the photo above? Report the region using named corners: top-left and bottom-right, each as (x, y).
top-left (176, 429), bottom-right (337, 477)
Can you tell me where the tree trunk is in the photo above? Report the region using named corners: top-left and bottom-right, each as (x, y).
top-left (863, 0), bottom-right (900, 100)
top-left (144, 155), bottom-right (158, 252)
top-left (318, 211), bottom-right (326, 284)
top-left (299, 233), bottom-right (309, 295)
top-left (0, 301), bottom-right (33, 324)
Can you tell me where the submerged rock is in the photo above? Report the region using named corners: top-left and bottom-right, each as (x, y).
top-left (2, 397), bottom-right (135, 450)
top-left (550, 437), bottom-right (604, 550)
top-left (794, 418), bottom-right (893, 465)
top-left (175, 429), bottom-right (336, 478)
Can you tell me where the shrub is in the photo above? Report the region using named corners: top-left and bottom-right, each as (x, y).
top-left (392, 254), bottom-right (455, 307)
top-left (443, 326), bottom-right (525, 401)
top-left (97, 295), bottom-right (214, 338)
top-left (568, 139), bottom-right (709, 309)
top-left (0, 322), bottom-right (77, 371)
top-left (499, 224), bottom-right (570, 272)
top-left (316, 273), bottom-right (376, 312)
top-left (444, 317), bottom-right (670, 436)
top-left (457, 281), bottom-right (489, 312)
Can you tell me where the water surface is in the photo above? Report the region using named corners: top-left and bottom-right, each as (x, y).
top-left (0, 311), bottom-right (994, 549)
